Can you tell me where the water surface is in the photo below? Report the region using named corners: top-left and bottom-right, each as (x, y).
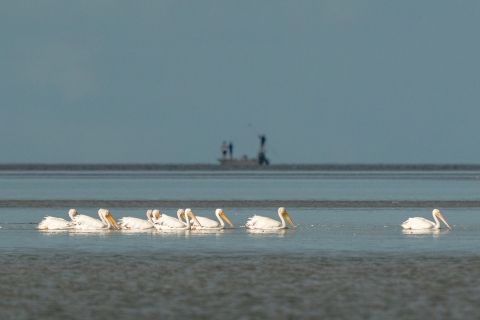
top-left (1, 169), bottom-right (480, 319)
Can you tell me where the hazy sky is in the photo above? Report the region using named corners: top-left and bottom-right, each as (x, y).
top-left (1, 1), bottom-right (480, 164)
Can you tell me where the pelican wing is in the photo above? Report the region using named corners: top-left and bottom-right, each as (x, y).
top-left (70, 214), bottom-right (105, 230)
top-left (153, 214), bottom-right (186, 229)
top-left (119, 217), bottom-right (154, 230)
top-left (401, 217), bottom-right (435, 230)
top-left (37, 216), bottom-right (70, 230)
top-left (192, 216), bottom-right (220, 228)
top-left (245, 215), bottom-right (282, 229)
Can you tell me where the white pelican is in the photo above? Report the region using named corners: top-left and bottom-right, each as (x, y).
top-left (152, 208), bottom-right (201, 230)
top-left (187, 208), bottom-right (234, 229)
top-left (401, 209), bottom-right (452, 230)
top-left (119, 210), bottom-right (155, 230)
top-left (69, 208), bottom-right (121, 230)
top-left (37, 209), bottom-right (78, 230)
top-left (245, 207), bottom-right (296, 230)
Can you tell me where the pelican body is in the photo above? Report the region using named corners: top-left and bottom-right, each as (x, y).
top-left (119, 210), bottom-right (155, 230)
top-left (245, 207), bottom-right (296, 230)
top-left (152, 209), bottom-right (201, 230)
top-left (37, 209), bottom-right (78, 230)
top-left (188, 209), bottom-right (234, 229)
top-left (69, 209), bottom-right (121, 230)
top-left (401, 209), bottom-right (451, 230)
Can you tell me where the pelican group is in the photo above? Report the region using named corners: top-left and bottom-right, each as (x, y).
top-left (36, 207), bottom-right (297, 232)
top-left (35, 206), bottom-right (459, 236)
top-left (401, 209), bottom-right (451, 230)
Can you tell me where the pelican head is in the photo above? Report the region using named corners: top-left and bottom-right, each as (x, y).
top-left (278, 207), bottom-right (296, 229)
top-left (184, 208), bottom-right (202, 227)
top-left (177, 209), bottom-right (185, 219)
top-left (99, 209), bottom-right (121, 229)
top-left (216, 208), bottom-right (234, 228)
top-left (153, 209), bottom-right (162, 220)
top-left (146, 209), bottom-right (153, 219)
top-left (68, 209), bottom-right (78, 220)
top-left (433, 209), bottom-right (451, 229)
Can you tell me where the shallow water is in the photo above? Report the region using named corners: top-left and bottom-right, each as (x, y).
top-left (2, 170), bottom-right (480, 201)
top-left (1, 208), bottom-right (480, 255)
top-left (1, 169), bottom-right (480, 319)
top-left (2, 252), bottom-right (480, 320)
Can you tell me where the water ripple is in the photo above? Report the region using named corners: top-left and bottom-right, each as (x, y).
top-left (0, 251), bottom-right (478, 319)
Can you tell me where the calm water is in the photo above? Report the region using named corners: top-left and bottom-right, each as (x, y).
top-left (1, 169), bottom-right (480, 319)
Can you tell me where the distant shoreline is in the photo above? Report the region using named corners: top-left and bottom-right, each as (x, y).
top-left (1, 163), bottom-right (480, 171)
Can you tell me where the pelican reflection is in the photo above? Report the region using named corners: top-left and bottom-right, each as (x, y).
top-left (68, 229), bottom-right (117, 236)
top-left (401, 228), bottom-right (450, 237)
top-left (153, 229), bottom-right (192, 237)
top-left (187, 229), bottom-right (233, 237)
top-left (246, 229), bottom-right (294, 237)
top-left (38, 229), bottom-right (70, 235)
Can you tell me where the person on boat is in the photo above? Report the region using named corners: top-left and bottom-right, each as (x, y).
top-left (228, 142), bottom-right (233, 159)
top-left (258, 135), bottom-right (269, 165)
top-left (259, 134), bottom-right (266, 148)
top-left (221, 141), bottom-right (227, 159)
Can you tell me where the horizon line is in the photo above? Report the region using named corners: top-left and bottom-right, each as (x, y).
top-left (2, 163), bottom-right (480, 171)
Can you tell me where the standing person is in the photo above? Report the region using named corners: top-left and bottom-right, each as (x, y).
top-left (228, 142), bottom-right (233, 159)
top-left (221, 141), bottom-right (227, 159)
top-left (258, 134), bottom-right (269, 165)
top-left (259, 135), bottom-right (266, 150)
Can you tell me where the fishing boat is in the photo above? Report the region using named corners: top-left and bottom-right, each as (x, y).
top-left (218, 157), bottom-right (259, 166)
top-left (218, 134), bottom-right (270, 166)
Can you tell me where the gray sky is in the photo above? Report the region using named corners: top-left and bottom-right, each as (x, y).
top-left (1, 1), bottom-right (480, 164)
